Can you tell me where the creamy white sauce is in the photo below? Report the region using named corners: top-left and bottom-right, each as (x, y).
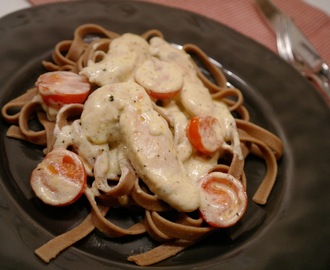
top-left (148, 36), bottom-right (242, 159)
top-left (135, 58), bottom-right (183, 95)
top-left (153, 101), bottom-right (193, 162)
top-left (81, 33), bottom-right (150, 86)
top-left (32, 94), bottom-right (58, 122)
top-left (149, 37), bottom-right (199, 83)
top-left (120, 97), bottom-right (200, 212)
top-left (52, 33), bottom-right (242, 212)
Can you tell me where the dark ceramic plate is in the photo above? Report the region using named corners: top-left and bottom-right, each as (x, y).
top-left (0, 1), bottom-right (329, 270)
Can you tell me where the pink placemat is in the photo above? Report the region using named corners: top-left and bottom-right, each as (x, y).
top-left (28, 0), bottom-right (330, 65)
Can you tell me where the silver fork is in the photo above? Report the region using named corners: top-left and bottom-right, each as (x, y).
top-left (275, 13), bottom-right (330, 97)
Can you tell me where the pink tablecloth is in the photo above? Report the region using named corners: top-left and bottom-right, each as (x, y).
top-left (28, 0), bottom-right (330, 65)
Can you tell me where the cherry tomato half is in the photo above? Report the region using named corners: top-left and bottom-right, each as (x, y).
top-left (186, 116), bottom-right (223, 155)
top-left (135, 59), bottom-right (183, 100)
top-left (36, 71), bottom-right (91, 109)
top-left (198, 172), bottom-right (247, 228)
top-left (30, 148), bottom-right (87, 206)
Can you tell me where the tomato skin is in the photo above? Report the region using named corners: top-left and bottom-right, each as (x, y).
top-left (36, 71), bottom-right (91, 109)
top-left (186, 116), bottom-right (223, 155)
top-left (198, 172), bottom-right (247, 228)
top-left (41, 92), bottom-right (88, 106)
top-left (30, 149), bottom-right (87, 206)
top-left (135, 58), bottom-right (183, 100)
top-left (146, 89), bottom-right (180, 100)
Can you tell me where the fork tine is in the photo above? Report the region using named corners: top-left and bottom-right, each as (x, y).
top-left (275, 15), bottom-right (295, 62)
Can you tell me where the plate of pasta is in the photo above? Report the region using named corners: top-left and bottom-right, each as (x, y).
top-left (0, 1), bottom-right (329, 270)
